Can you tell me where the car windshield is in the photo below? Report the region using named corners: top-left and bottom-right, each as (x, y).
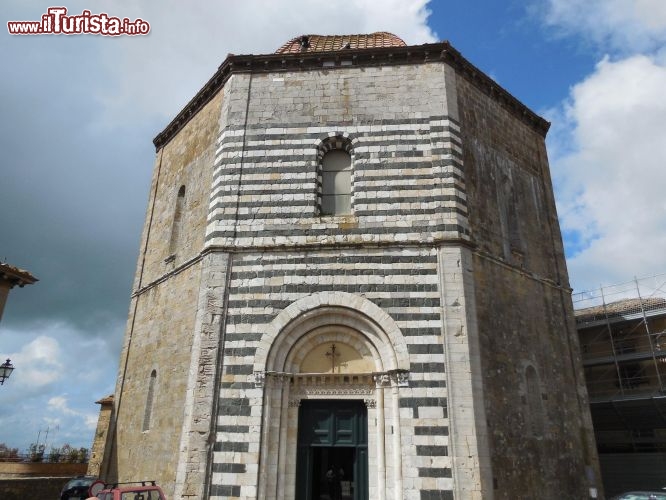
top-left (66, 478), bottom-right (94, 488)
top-left (119, 490), bottom-right (163, 500)
top-left (618, 494), bottom-right (666, 500)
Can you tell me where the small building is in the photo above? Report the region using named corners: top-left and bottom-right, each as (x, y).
top-left (87, 395), bottom-right (114, 477)
top-left (0, 262), bottom-right (37, 323)
top-left (575, 277), bottom-right (666, 496)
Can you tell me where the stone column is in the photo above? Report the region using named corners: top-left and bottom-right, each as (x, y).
top-left (173, 252), bottom-right (231, 499)
top-left (438, 246), bottom-right (493, 499)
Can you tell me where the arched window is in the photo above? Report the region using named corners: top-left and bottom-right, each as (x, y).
top-left (142, 369), bottom-right (157, 431)
top-left (168, 185), bottom-right (185, 255)
top-left (321, 150), bottom-right (352, 215)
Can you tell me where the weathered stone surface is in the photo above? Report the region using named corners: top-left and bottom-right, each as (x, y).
top-left (105, 37), bottom-right (600, 500)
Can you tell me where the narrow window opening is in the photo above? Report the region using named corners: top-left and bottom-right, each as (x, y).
top-left (168, 185), bottom-right (186, 256)
top-left (321, 150), bottom-right (352, 215)
top-left (142, 369), bottom-right (157, 431)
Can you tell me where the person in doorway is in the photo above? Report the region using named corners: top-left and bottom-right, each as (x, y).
top-left (326, 466), bottom-right (336, 499)
top-left (336, 466), bottom-right (345, 499)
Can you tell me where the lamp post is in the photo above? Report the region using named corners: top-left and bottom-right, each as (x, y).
top-left (0, 358), bottom-right (14, 385)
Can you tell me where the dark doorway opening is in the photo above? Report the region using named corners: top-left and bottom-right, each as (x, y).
top-left (296, 400), bottom-right (368, 500)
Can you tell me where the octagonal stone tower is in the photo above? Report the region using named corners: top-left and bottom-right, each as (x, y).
top-left (102, 33), bottom-right (601, 500)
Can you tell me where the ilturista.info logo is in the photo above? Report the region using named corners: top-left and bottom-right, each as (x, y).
top-left (7, 7), bottom-right (150, 36)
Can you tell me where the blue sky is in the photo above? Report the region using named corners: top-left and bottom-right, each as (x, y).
top-left (1, 0), bottom-right (665, 453)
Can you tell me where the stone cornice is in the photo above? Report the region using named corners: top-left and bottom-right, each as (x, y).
top-left (153, 41), bottom-right (550, 150)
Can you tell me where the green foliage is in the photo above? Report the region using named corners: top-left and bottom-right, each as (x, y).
top-left (28, 443), bottom-right (45, 462)
top-left (0, 443), bottom-right (19, 461)
top-left (51, 443), bottom-right (90, 463)
top-left (0, 442), bottom-right (89, 463)
top-left (47, 446), bottom-right (62, 463)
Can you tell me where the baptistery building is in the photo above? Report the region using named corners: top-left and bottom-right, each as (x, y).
top-left (101, 33), bottom-right (601, 500)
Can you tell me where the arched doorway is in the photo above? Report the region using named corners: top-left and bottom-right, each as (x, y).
top-left (254, 293), bottom-right (410, 500)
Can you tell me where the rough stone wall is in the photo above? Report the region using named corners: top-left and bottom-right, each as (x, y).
top-left (108, 91), bottom-right (224, 497)
top-left (456, 74), bottom-right (600, 498)
top-left (133, 91), bottom-right (223, 288)
top-left (87, 399), bottom-right (112, 477)
top-left (0, 462), bottom-right (87, 478)
top-left (456, 75), bottom-right (567, 283)
top-left (0, 477), bottom-right (76, 499)
top-left (109, 265), bottom-right (202, 497)
top-left (174, 251), bottom-right (231, 500)
top-left (107, 50), bottom-right (599, 500)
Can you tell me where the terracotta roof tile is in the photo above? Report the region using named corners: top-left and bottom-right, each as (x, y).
top-left (95, 394), bottom-right (114, 405)
top-left (575, 297), bottom-right (666, 323)
top-left (276, 32), bottom-right (406, 54)
top-left (0, 262), bottom-right (38, 287)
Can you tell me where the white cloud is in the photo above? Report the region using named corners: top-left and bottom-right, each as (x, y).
top-left (540, 0), bottom-right (666, 53)
top-left (550, 54), bottom-right (666, 291)
top-left (0, 323), bottom-right (118, 450)
top-left (48, 396), bottom-right (77, 415)
top-left (48, 395), bottom-right (98, 430)
top-left (7, 335), bottom-right (63, 389)
top-left (93, 0), bottom-right (436, 123)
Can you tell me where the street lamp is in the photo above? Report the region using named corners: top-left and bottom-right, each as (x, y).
top-left (0, 359), bottom-right (14, 385)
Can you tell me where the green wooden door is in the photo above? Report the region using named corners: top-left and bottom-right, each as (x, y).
top-left (296, 400), bottom-right (368, 500)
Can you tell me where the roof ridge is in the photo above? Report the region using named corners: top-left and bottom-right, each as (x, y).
top-left (275, 32), bottom-right (406, 54)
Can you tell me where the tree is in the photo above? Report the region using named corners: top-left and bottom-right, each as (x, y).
top-left (28, 443), bottom-right (45, 462)
top-left (0, 443), bottom-right (19, 461)
top-left (48, 446), bottom-right (62, 463)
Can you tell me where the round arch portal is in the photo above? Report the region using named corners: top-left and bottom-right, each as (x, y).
top-left (256, 291), bottom-right (410, 374)
top-left (255, 292), bottom-right (408, 500)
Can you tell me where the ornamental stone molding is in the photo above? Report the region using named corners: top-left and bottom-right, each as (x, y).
top-left (258, 291), bottom-right (410, 375)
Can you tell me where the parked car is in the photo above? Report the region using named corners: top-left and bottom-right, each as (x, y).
top-left (95, 481), bottom-right (166, 500)
top-left (610, 492), bottom-right (666, 500)
top-left (59, 475), bottom-right (98, 500)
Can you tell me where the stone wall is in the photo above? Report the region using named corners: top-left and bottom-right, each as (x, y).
top-left (106, 90), bottom-right (224, 499)
top-left (0, 462), bottom-right (87, 478)
top-left (206, 64), bottom-right (469, 250)
top-left (107, 262), bottom-right (204, 499)
top-left (106, 43), bottom-right (600, 500)
top-left (87, 396), bottom-right (112, 477)
top-left (0, 477), bottom-right (76, 500)
top-left (133, 91), bottom-right (223, 288)
top-left (456, 72), bottom-right (600, 498)
top-left (213, 247), bottom-right (450, 499)
top-left (199, 62), bottom-right (469, 500)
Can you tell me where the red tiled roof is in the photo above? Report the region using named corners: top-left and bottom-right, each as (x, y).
top-left (575, 297), bottom-right (666, 323)
top-left (0, 262), bottom-right (37, 287)
top-left (95, 394), bottom-right (114, 405)
top-left (276, 32), bottom-right (406, 54)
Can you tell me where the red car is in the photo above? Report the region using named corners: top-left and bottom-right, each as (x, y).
top-left (94, 481), bottom-right (166, 500)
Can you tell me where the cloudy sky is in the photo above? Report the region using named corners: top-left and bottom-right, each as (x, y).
top-left (1, 0), bottom-right (665, 452)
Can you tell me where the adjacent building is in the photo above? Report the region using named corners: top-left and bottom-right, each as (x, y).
top-left (0, 262), bottom-right (37, 323)
top-left (102, 33), bottom-right (600, 499)
top-left (575, 278), bottom-right (666, 496)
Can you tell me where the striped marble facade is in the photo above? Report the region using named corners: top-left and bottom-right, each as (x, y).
top-left (206, 116), bottom-right (469, 248)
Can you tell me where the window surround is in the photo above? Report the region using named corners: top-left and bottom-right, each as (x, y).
top-left (315, 134), bottom-right (356, 217)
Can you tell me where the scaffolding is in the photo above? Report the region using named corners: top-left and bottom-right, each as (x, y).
top-left (574, 273), bottom-right (666, 452)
